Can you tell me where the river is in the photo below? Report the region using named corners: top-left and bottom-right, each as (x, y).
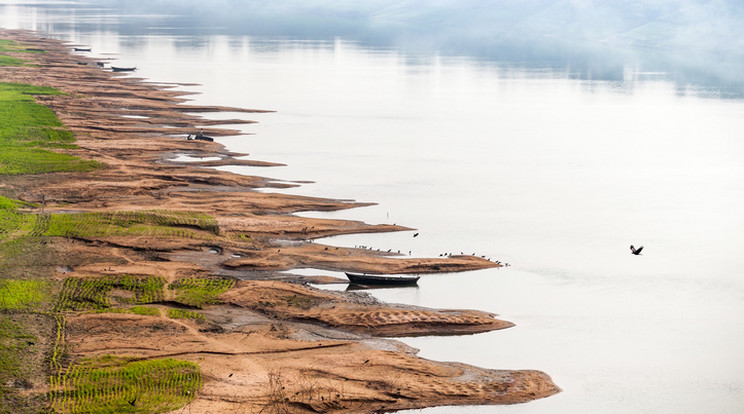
top-left (2, 1), bottom-right (743, 412)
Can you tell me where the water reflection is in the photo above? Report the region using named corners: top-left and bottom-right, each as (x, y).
top-left (3, 0), bottom-right (744, 97)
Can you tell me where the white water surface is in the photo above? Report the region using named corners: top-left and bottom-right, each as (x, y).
top-left (2, 1), bottom-right (744, 413)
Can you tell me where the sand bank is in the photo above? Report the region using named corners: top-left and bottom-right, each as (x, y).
top-left (0, 29), bottom-right (559, 413)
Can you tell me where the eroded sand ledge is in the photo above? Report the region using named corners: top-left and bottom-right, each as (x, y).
top-left (0, 29), bottom-right (559, 412)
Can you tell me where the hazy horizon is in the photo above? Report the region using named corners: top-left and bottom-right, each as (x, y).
top-left (8, 0), bottom-right (744, 96)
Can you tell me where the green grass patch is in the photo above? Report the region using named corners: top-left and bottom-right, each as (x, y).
top-left (0, 207), bottom-right (35, 241)
top-left (0, 196), bottom-right (16, 210)
top-left (50, 356), bottom-right (201, 414)
top-left (0, 38), bottom-right (45, 54)
top-left (0, 196), bottom-right (34, 241)
top-left (166, 308), bottom-right (204, 321)
top-left (0, 147), bottom-right (100, 175)
top-left (0, 279), bottom-right (51, 311)
top-left (44, 210), bottom-right (219, 240)
top-left (129, 306), bottom-right (160, 316)
top-left (0, 195), bottom-right (35, 210)
top-left (0, 38), bottom-right (43, 67)
top-left (0, 39), bottom-right (17, 51)
top-left (0, 82), bottom-right (101, 175)
top-left (55, 275), bottom-right (165, 312)
top-left (168, 277), bottom-right (235, 308)
top-left (0, 55), bottom-right (24, 66)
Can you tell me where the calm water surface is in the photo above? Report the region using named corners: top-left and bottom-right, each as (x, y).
top-left (2, 2), bottom-right (744, 413)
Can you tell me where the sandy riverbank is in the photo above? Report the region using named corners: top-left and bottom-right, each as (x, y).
top-left (0, 29), bottom-right (559, 413)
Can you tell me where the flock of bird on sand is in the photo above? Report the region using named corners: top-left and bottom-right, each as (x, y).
top-left (352, 232), bottom-right (511, 266)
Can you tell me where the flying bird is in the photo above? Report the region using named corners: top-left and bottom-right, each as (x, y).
top-left (413, 232), bottom-right (419, 237)
top-left (630, 245), bottom-right (644, 255)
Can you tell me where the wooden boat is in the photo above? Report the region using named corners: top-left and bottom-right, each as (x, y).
top-left (111, 66), bottom-right (137, 72)
top-left (73, 47), bottom-right (91, 52)
top-left (187, 134), bottom-right (214, 142)
top-left (345, 272), bottom-right (420, 286)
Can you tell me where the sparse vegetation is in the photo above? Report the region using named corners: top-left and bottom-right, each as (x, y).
top-left (0, 316), bottom-right (37, 412)
top-left (0, 312), bottom-right (57, 413)
top-left (45, 210), bottom-right (219, 240)
top-left (168, 277), bottom-right (235, 308)
top-left (0, 38), bottom-right (214, 414)
top-left (0, 199), bottom-right (35, 241)
top-left (49, 356), bottom-right (201, 414)
top-left (55, 275), bottom-right (165, 312)
top-left (0, 235), bottom-right (58, 279)
top-left (167, 308), bottom-right (205, 321)
top-left (282, 294), bottom-right (317, 310)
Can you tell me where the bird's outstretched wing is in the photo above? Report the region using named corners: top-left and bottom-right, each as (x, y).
top-left (634, 246), bottom-right (643, 254)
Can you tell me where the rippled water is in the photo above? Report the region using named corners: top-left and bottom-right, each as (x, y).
top-left (2, 1), bottom-right (744, 412)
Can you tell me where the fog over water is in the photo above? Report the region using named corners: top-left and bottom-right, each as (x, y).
top-left (2, 1), bottom-right (744, 413)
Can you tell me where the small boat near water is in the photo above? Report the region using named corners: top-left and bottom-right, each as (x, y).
top-left (73, 47), bottom-right (91, 52)
top-left (186, 134), bottom-right (214, 142)
top-left (111, 66), bottom-right (137, 72)
top-left (345, 272), bottom-right (420, 286)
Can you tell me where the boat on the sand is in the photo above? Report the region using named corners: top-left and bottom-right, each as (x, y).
top-left (111, 66), bottom-right (137, 72)
top-left (73, 47), bottom-right (91, 52)
top-left (345, 272), bottom-right (420, 286)
top-left (187, 134), bottom-right (214, 142)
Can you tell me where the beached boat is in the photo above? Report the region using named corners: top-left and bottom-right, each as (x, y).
top-left (345, 272), bottom-right (420, 286)
top-left (187, 134), bottom-right (214, 142)
top-left (111, 66), bottom-right (137, 72)
top-left (73, 47), bottom-right (91, 52)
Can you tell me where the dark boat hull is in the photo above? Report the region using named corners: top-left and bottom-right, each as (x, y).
top-left (345, 272), bottom-right (419, 286)
top-left (111, 67), bottom-right (136, 72)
